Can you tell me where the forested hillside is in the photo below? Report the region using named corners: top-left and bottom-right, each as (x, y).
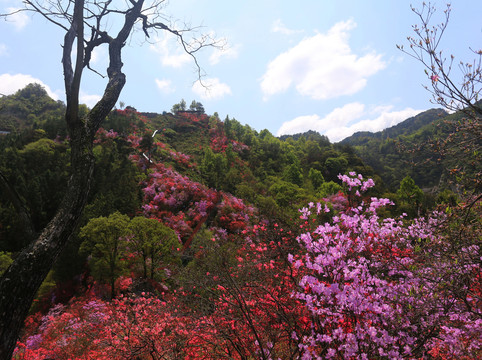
top-left (340, 108), bottom-right (479, 192)
top-left (0, 83), bottom-right (67, 136)
top-left (0, 85), bottom-right (480, 359)
top-left (0, 84), bottom-right (383, 251)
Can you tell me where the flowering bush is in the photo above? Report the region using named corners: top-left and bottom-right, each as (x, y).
top-left (178, 111), bottom-right (209, 124)
top-left (141, 161), bottom-right (257, 241)
top-left (94, 128), bottom-right (119, 144)
top-left (15, 173), bottom-right (479, 359)
top-left (291, 173), bottom-right (481, 359)
top-left (179, 223), bottom-right (312, 359)
top-left (14, 295), bottom-right (207, 360)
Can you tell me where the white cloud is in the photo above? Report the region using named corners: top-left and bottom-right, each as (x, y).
top-left (90, 45), bottom-right (107, 65)
top-left (277, 103), bottom-right (423, 142)
top-left (192, 77), bottom-right (232, 100)
top-left (261, 20), bottom-right (386, 100)
top-left (155, 78), bottom-right (175, 94)
top-left (209, 43), bottom-right (240, 65)
top-left (0, 73), bottom-right (58, 99)
top-left (277, 102), bottom-right (365, 137)
top-left (80, 91), bottom-right (101, 108)
top-left (0, 43), bottom-right (7, 56)
top-left (277, 114), bottom-right (326, 134)
top-left (149, 33), bottom-right (191, 68)
top-left (5, 7), bottom-right (30, 30)
top-left (271, 19), bottom-right (303, 35)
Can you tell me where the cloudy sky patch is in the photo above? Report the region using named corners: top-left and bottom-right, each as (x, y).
top-left (277, 103), bottom-right (422, 142)
top-left (261, 20), bottom-right (386, 100)
top-left (0, 43), bottom-right (7, 57)
top-left (0, 73), bottom-right (58, 99)
top-left (209, 42), bottom-right (240, 65)
top-left (5, 7), bottom-right (30, 30)
top-left (155, 79), bottom-right (175, 94)
top-left (192, 78), bottom-right (232, 101)
top-left (79, 91), bottom-right (101, 109)
top-left (150, 33), bottom-right (192, 68)
top-left (1, 0), bottom-right (480, 141)
top-left (271, 19), bottom-right (303, 35)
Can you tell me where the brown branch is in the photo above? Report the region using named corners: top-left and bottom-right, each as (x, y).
top-left (398, 2), bottom-right (482, 116)
top-left (13, 1), bottom-right (71, 32)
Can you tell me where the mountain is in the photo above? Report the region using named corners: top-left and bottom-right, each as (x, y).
top-left (0, 85), bottom-right (383, 251)
top-left (340, 108), bottom-right (451, 190)
top-left (0, 83), bottom-right (66, 136)
top-left (278, 130), bottom-right (330, 144)
top-left (340, 108), bottom-right (447, 145)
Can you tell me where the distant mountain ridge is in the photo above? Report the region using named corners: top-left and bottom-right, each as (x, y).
top-left (339, 108), bottom-right (454, 190)
top-left (277, 109), bottom-right (447, 146)
top-left (340, 108), bottom-right (447, 145)
top-left (278, 130), bottom-right (329, 142)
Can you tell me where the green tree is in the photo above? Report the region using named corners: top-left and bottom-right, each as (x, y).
top-left (171, 99), bottom-right (187, 113)
top-left (79, 212), bottom-right (130, 299)
top-left (128, 216), bottom-right (180, 280)
top-left (285, 163), bottom-right (303, 187)
top-left (324, 156), bottom-right (348, 180)
top-left (397, 175), bottom-right (424, 217)
top-left (81, 138), bottom-right (141, 222)
top-left (268, 179), bottom-right (306, 209)
top-left (189, 100), bottom-right (205, 114)
top-left (317, 181), bottom-right (342, 198)
top-left (305, 140), bottom-right (324, 165)
top-left (0, 135), bottom-right (69, 251)
top-left (200, 147), bottom-right (228, 189)
top-left (308, 168), bottom-right (324, 190)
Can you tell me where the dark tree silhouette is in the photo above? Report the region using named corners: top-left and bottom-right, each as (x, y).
top-left (0, 1), bottom-right (219, 357)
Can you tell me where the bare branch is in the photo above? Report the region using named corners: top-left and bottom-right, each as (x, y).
top-left (141, 14), bottom-right (225, 83)
top-left (20, 1), bottom-right (71, 32)
top-left (398, 2), bottom-right (482, 116)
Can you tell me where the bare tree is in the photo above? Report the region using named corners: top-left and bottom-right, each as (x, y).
top-left (398, 2), bottom-right (481, 193)
top-left (397, 2), bottom-right (482, 116)
top-left (0, 1), bottom-right (219, 357)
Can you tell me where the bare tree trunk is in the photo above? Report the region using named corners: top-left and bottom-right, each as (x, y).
top-left (0, 133), bottom-right (95, 357)
top-left (143, 252), bottom-right (148, 279)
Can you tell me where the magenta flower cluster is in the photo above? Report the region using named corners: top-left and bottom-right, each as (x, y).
top-left (290, 173), bottom-right (481, 359)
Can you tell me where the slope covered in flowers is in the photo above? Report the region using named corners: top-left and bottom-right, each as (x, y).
top-left (10, 109), bottom-right (481, 359)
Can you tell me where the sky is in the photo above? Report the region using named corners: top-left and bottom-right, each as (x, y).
top-left (0, 0), bottom-right (481, 142)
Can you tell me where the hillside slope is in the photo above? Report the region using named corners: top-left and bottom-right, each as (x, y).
top-left (340, 108), bottom-right (447, 145)
top-left (340, 108), bottom-right (451, 190)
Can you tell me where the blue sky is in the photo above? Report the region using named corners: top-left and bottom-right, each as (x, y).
top-left (1, 0), bottom-right (481, 142)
